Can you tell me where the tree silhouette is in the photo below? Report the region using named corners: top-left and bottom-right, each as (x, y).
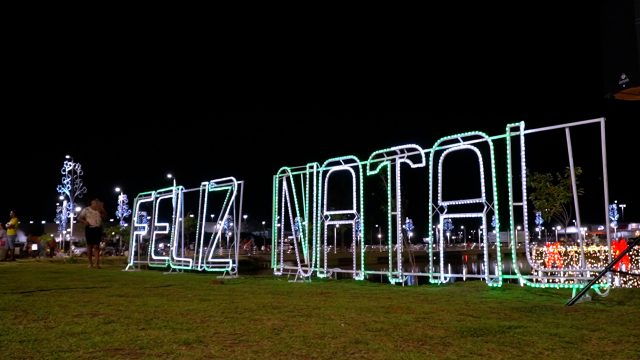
top-left (529, 166), bottom-right (583, 234)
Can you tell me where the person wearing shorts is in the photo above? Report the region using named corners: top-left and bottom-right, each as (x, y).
top-left (78, 199), bottom-right (106, 268)
top-left (5, 210), bottom-right (18, 261)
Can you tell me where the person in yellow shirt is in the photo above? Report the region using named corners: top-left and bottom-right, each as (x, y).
top-left (6, 210), bottom-right (18, 261)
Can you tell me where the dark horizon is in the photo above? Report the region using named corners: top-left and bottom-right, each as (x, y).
top-left (5, 1), bottom-right (639, 231)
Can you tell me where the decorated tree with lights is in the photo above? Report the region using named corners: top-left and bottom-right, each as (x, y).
top-left (528, 166), bottom-right (582, 234)
top-left (402, 217), bottom-right (417, 270)
top-left (535, 211), bottom-right (544, 240)
top-left (609, 203), bottom-right (619, 239)
top-left (115, 192), bottom-right (132, 228)
top-left (56, 157), bottom-right (87, 248)
top-left (402, 217), bottom-right (415, 242)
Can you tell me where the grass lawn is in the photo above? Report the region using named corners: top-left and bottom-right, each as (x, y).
top-left (1, 257), bottom-right (639, 359)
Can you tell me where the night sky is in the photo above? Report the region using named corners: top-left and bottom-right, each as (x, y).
top-left (6, 2), bottom-right (639, 231)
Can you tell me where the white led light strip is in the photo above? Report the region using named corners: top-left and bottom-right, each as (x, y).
top-left (317, 156), bottom-right (365, 280)
top-left (428, 132), bottom-right (501, 287)
top-left (268, 118), bottom-right (630, 292)
top-left (125, 192), bottom-right (154, 271)
top-left (124, 177), bottom-right (244, 274)
top-left (367, 144), bottom-right (426, 284)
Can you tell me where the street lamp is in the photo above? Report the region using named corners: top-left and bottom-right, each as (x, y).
top-left (555, 226), bottom-right (561, 242)
top-left (461, 225), bottom-right (466, 242)
top-left (334, 224), bottom-right (339, 253)
top-left (617, 201), bottom-right (626, 222)
top-left (166, 173), bottom-right (177, 201)
top-left (166, 173), bottom-right (178, 234)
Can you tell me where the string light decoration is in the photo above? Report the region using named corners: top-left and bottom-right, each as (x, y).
top-left (168, 181), bottom-right (192, 270)
top-left (55, 202), bottom-right (67, 234)
top-left (115, 191), bottom-right (132, 228)
top-left (125, 193), bottom-right (154, 271)
top-left (535, 211), bottom-right (543, 240)
top-left (125, 177), bottom-right (244, 274)
top-left (366, 144), bottom-right (426, 284)
top-left (294, 217), bottom-right (302, 237)
top-left (252, 118), bottom-right (638, 292)
top-left (56, 156), bottom-right (87, 248)
top-left (530, 243), bottom-right (639, 288)
top-left (428, 132), bottom-right (501, 286)
top-left (269, 119), bottom-right (631, 291)
top-left (148, 190), bottom-right (174, 268)
top-left (609, 203), bottom-right (619, 238)
top-left (137, 211), bottom-right (149, 227)
top-left (199, 178), bottom-right (243, 274)
top-left (504, 121), bottom-right (618, 291)
top-left (317, 156), bottom-right (365, 280)
top-left (273, 164), bottom-right (318, 279)
top-left (403, 218), bottom-right (414, 234)
top-left (611, 239), bottom-right (630, 271)
top-left (112, 117), bottom-right (636, 295)
top-left (505, 122), bottom-right (533, 288)
top-left (443, 218), bottom-right (453, 233)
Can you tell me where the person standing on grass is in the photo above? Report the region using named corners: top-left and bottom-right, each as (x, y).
top-left (78, 199), bottom-right (106, 268)
top-left (5, 210), bottom-right (18, 261)
top-left (0, 223), bottom-right (8, 260)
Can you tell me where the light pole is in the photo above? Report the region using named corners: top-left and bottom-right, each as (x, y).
top-left (167, 173), bottom-right (177, 203)
top-left (461, 225), bottom-right (466, 243)
top-left (555, 226), bottom-right (561, 242)
top-left (56, 155), bottom-right (87, 251)
top-left (617, 201), bottom-right (626, 222)
top-left (515, 225), bottom-right (521, 247)
top-left (166, 173), bottom-right (177, 240)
